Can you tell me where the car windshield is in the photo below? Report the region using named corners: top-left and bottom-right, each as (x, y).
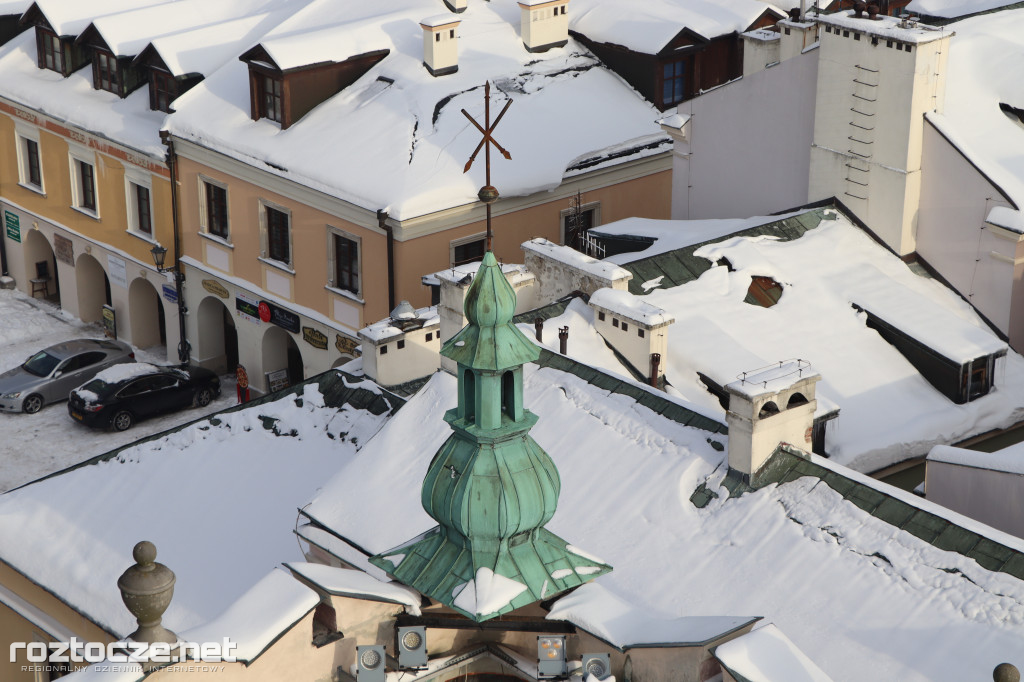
top-left (22, 351), bottom-right (61, 377)
top-left (79, 378), bottom-right (113, 394)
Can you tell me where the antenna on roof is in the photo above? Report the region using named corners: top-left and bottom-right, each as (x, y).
top-left (461, 81), bottom-right (513, 252)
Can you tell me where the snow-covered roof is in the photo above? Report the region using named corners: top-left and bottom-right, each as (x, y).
top-left (725, 359), bottom-right (819, 400)
top-left (714, 623), bottom-right (834, 682)
top-left (929, 442), bottom-right (1024, 476)
top-left (588, 287), bottom-right (674, 327)
top-left (927, 8), bottom-right (1024, 209)
top-left (0, 30), bottom-right (167, 155)
top-left (25, 0), bottom-right (173, 37)
top-left (906, 0), bottom-right (1020, 19)
top-left (0, 380), bottom-right (394, 636)
top-left (547, 582), bottom-right (758, 649)
top-left (987, 205), bottom-right (1024, 234)
top-left (140, 10), bottom-right (290, 77)
top-left (816, 10), bottom-right (950, 45)
top-left (82, 0), bottom-right (280, 58)
top-left (285, 561), bottom-right (422, 612)
top-left (181, 568), bottom-right (319, 663)
top-left (590, 208), bottom-right (1024, 471)
top-left (303, 368), bottom-right (1024, 680)
top-left (569, 0), bottom-right (783, 51)
top-left (359, 306), bottom-right (439, 343)
top-left (428, 261), bottom-right (534, 287)
top-left (0, 0), bottom-right (31, 15)
top-left (164, 0), bottom-right (669, 220)
top-left (522, 238), bottom-right (632, 282)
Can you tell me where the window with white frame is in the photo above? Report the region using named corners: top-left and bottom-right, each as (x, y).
top-left (124, 169), bottom-right (153, 238)
top-left (198, 176), bottom-right (229, 241)
top-left (327, 227), bottom-right (360, 296)
top-left (15, 124), bottom-right (43, 192)
top-left (68, 146), bottom-right (98, 216)
top-left (259, 199), bottom-right (291, 267)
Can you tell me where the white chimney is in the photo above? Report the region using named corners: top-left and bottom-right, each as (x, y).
top-left (588, 288), bottom-right (674, 386)
top-left (421, 16), bottom-right (461, 77)
top-left (518, 0), bottom-right (569, 53)
top-left (359, 302), bottom-right (441, 387)
top-left (443, 0), bottom-right (467, 12)
top-left (725, 360), bottom-right (820, 480)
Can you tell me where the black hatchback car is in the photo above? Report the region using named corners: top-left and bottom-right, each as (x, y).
top-left (68, 364), bottom-right (220, 431)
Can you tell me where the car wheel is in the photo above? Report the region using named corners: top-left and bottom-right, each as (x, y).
top-left (22, 394), bottom-right (43, 414)
top-left (193, 387), bottom-right (214, 408)
top-left (111, 410), bottom-right (133, 432)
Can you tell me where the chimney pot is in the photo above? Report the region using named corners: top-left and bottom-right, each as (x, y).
top-left (518, 0), bottom-right (570, 53)
top-left (421, 17), bottom-right (460, 77)
top-left (558, 326), bottom-right (569, 354)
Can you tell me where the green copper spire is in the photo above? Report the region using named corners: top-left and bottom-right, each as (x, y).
top-left (370, 252), bottom-right (611, 622)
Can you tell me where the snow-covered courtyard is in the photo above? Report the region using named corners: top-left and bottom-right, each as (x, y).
top-left (0, 288), bottom-right (236, 493)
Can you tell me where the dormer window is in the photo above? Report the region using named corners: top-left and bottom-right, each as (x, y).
top-left (258, 73), bottom-right (283, 123)
top-left (151, 70), bottom-right (177, 113)
top-left (94, 50), bottom-right (119, 94)
top-left (37, 28), bottom-right (66, 74)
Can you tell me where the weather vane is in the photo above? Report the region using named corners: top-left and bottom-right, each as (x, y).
top-left (462, 81), bottom-right (512, 252)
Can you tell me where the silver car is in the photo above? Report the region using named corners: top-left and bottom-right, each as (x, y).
top-left (0, 339), bottom-right (136, 414)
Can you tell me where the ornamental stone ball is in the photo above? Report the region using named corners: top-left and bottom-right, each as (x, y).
top-left (995, 663), bottom-right (1021, 682)
top-left (117, 541), bottom-right (177, 645)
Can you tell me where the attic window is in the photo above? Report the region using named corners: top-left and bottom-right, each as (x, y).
top-left (94, 51), bottom-right (120, 94)
top-left (744, 276), bottom-right (783, 308)
top-left (151, 70), bottom-right (177, 112)
top-left (259, 74), bottom-right (283, 123)
top-left (37, 28), bottom-right (66, 75)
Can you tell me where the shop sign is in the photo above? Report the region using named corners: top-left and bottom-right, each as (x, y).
top-left (107, 255), bottom-right (128, 289)
top-left (4, 211), bottom-right (20, 243)
top-left (162, 283), bottom-right (177, 304)
top-left (235, 291), bottom-right (261, 324)
top-left (302, 326), bottom-right (328, 350)
top-left (335, 334), bottom-right (359, 356)
top-left (101, 305), bottom-right (116, 339)
top-left (202, 279), bottom-right (229, 298)
top-left (54, 234), bottom-right (74, 265)
top-left (260, 300), bottom-right (300, 334)
top-left (266, 368), bottom-right (290, 393)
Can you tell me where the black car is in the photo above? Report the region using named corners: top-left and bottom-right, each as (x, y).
top-left (68, 364), bottom-right (220, 431)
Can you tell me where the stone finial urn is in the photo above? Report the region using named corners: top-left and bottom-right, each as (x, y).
top-left (117, 541), bottom-right (177, 645)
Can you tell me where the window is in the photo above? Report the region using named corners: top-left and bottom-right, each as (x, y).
top-left (397, 339), bottom-right (405, 350)
top-left (435, 33), bottom-right (441, 42)
top-left (426, 332), bottom-right (433, 342)
top-left (151, 70), bottom-right (177, 112)
top-left (638, 328), bottom-right (644, 338)
top-left (451, 235), bottom-right (485, 266)
top-left (598, 311), bottom-right (605, 321)
top-left (622, 322), bottom-right (628, 332)
top-left (661, 59), bottom-right (686, 107)
top-left (261, 203), bottom-right (290, 265)
top-left (259, 74), bottom-right (283, 123)
top-left (38, 28), bottom-right (65, 74)
top-left (380, 345), bottom-right (388, 355)
top-left (16, 125), bottom-right (43, 192)
top-left (200, 179), bottom-right (229, 239)
top-left (125, 171), bottom-right (153, 237)
top-left (94, 51), bottom-right (119, 94)
top-left (69, 147), bottom-right (98, 216)
top-left (613, 318), bottom-right (619, 328)
top-left (330, 231), bottom-right (360, 295)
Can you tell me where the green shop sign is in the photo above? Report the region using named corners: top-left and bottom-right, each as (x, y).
top-left (5, 211), bottom-right (20, 243)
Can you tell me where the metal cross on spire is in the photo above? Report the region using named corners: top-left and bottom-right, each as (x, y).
top-left (462, 81), bottom-right (512, 252)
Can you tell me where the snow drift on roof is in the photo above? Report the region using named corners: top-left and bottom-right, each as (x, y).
top-left (28, 0), bottom-right (174, 37)
top-left (715, 623), bottom-right (834, 682)
top-left (929, 442), bottom-right (1024, 476)
top-left (286, 562), bottom-right (422, 612)
top-left (927, 8), bottom-right (1024, 209)
top-left (906, 0), bottom-right (1020, 19)
top-left (569, 0), bottom-right (782, 51)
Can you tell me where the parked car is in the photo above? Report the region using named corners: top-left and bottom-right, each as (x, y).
top-left (68, 364), bottom-right (221, 431)
top-left (0, 339), bottom-right (135, 414)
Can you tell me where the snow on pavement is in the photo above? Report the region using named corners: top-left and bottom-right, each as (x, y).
top-left (0, 289), bottom-right (236, 493)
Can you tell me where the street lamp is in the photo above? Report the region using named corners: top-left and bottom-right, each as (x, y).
top-left (150, 244), bottom-right (191, 365)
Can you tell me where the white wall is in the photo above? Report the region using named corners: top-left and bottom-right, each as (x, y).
top-left (917, 121), bottom-right (1019, 337)
top-left (926, 461), bottom-right (1024, 539)
top-left (809, 24), bottom-right (951, 255)
top-left (672, 49), bottom-right (818, 221)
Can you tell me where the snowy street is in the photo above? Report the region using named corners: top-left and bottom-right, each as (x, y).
top-left (0, 288), bottom-right (236, 493)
